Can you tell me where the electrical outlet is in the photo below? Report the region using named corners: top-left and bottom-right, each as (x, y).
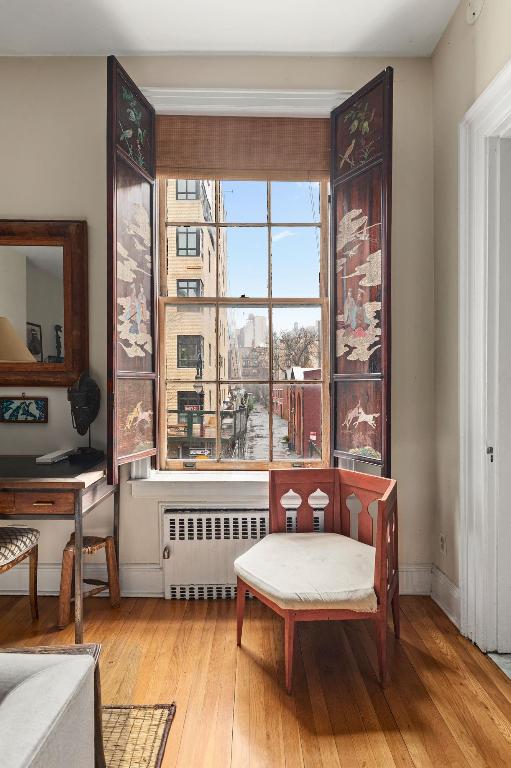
top-left (440, 534), bottom-right (447, 556)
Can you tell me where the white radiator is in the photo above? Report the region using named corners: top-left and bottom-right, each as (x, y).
top-left (162, 506), bottom-right (324, 600)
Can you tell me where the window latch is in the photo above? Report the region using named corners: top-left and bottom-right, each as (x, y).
top-left (487, 446), bottom-right (494, 463)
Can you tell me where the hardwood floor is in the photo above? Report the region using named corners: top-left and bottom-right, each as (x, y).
top-left (1, 595), bottom-right (511, 767)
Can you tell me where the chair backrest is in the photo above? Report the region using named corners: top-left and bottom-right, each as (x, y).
top-left (269, 469), bottom-right (338, 533)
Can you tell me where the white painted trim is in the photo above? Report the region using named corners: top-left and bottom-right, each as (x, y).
top-left (399, 564), bottom-right (432, 596)
top-left (431, 566), bottom-right (461, 628)
top-left (0, 563), bottom-right (164, 598)
top-left (130, 471), bottom-right (270, 508)
top-left (141, 87), bottom-right (350, 117)
top-left (459, 55), bottom-right (511, 651)
top-left (1, 560), bottom-right (433, 601)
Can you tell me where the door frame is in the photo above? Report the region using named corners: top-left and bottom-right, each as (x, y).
top-left (459, 57), bottom-right (511, 650)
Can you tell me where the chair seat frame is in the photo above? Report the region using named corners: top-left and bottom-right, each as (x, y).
top-left (236, 468), bottom-right (399, 693)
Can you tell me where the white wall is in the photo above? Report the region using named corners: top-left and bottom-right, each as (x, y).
top-left (432, 0), bottom-right (511, 586)
top-left (0, 54), bottom-right (435, 593)
top-left (0, 249), bottom-right (26, 341)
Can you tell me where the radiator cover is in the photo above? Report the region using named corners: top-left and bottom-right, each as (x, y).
top-left (163, 507), bottom-right (323, 600)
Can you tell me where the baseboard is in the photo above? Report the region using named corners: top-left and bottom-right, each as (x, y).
top-left (0, 563), bottom-right (164, 598)
top-left (0, 561), bottom-right (460, 622)
top-left (431, 565), bottom-right (460, 627)
top-left (399, 563), bottom-right (432, 595)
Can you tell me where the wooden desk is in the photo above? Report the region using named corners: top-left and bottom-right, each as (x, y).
top-left (0, 457), bottom-right (119, 644)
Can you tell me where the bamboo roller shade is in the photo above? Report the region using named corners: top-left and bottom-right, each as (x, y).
top-left (156, 115), bottom-right (330, 180)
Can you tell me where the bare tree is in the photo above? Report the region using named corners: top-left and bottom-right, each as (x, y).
top-left (273, 325), bottom-right (320, 375)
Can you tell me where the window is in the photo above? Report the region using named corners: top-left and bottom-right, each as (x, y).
top-left (176, 179), bottom-right (199, 200)
top-left (176, 227), bottom-right (200, 257)
top-left (162, 179), bottom-right (328, 468)
top-left (177, 335), bottom-right (204, 369)
top-left (177, 279), bottom-right (203, 297)
top-left (177, 390), bottom-right (201, 423)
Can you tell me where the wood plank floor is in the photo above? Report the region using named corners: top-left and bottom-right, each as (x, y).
top-left (1, 595), bottom-right (511, 767)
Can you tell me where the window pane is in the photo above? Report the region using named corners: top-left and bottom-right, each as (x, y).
top-left (221, 384), bottom-right (269, 461)
top-left (166, 179), bottom-right (215, 223)
top-left (220, 181), bottom-right (267, 223)
top-left (271, 181), bottom-right (320, 223)
top-left (272, 383), bottom-right (322, 461)
top-left (219, 307), bottom-right (269, 381)
top-left (166, 382), bottom-right (217, 460)
top-left (165, 226), bottom-right (216, 296)
top-left (271, 226), bottom-right (320, 297)
top-left (165, 304), bottom-right (216, 381)
top-left (221, 227), bottom-right (268, 298)
top-left (272, 306), bottom-right (321, 380)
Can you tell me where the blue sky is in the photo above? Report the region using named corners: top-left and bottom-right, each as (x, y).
top-left (220, 181), bottom-right (321, 299)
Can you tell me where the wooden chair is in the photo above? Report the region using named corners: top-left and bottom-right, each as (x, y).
top-left (235, 468), bottom-right (399, 693)
top-left (0, 525), bottom-right (39, 620)
top-left (58, 534), bottom-right (120, 628)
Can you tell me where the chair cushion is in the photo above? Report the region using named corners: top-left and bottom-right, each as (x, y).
top-left (0, 526), bottom-right (40, 567)
top-left (234, 533), bottom-right (377, 612)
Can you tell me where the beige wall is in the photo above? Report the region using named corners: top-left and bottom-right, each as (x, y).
top-left (432, 0), bottom-right (511, 586)
top-left (0, 54), bottom-right (435, 584)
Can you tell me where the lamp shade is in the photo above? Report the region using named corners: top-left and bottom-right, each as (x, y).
top-left (0, 316), bottom-right (35, 362)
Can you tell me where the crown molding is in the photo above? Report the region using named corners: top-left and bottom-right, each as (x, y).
top-left (141, 87), bottom-right (350, 117)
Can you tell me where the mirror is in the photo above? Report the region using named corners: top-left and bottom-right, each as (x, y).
top-left (0, 220), bottom-right (88, 386)
top-left (0, 245), bottom-right (65, 364)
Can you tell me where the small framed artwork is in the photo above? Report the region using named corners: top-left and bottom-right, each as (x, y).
top-left (0, 395), bottom-right (49, 424)
top-left (26, 322), bottom-right (43, 362)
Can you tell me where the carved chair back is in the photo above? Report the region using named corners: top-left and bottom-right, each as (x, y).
top-left (269, 468), bottom-right (398, 605)
top-left (269, 469), bottom-right (338, 534)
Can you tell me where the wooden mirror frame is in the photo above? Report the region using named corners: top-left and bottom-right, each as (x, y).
top-left (0, 220), bottom-right (88, 386)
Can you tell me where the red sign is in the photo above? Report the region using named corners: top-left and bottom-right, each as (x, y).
top-left (184, 405), bottom-right (200, 412)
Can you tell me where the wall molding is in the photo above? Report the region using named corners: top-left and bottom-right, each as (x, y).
top-left (141, 87), bottom-right (350, 117)
top-left (431, 566), bottom-right (461, 627)
top-left (0, 563), bottom-right (164, 598)
top-left (1, 560), bottom-right (454, 609)
top-left (459, 55), bottom-right (511, 650)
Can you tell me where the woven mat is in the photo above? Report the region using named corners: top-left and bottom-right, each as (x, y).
top-left (102, 704), bottom-right (176, 768)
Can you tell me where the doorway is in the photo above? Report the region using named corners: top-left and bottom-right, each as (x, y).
top-left (460, 59), bottom-right (511, 653)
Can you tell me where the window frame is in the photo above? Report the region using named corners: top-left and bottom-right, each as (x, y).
top-left (159, 178), bottom-right (330, 470)
top-left (176, 278), bottom-right (204, 297)
top-left (176, 226), bottom-right (200, 257)
top-left (177, 334), bottom-right (204, 369)
top-left (176, 179), bottom-right (199, 200)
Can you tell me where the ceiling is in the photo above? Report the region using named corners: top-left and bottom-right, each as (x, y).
top-left (0, 0), bottom-right (459, 57)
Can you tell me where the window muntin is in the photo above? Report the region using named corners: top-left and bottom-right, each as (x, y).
top-left (176, 226), bottom-right (200, 257)
top-left (162, 179), bottom-right (328, 468)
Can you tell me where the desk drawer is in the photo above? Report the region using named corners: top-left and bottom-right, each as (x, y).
top-left (14, 491), bottom-right (75, 515)
top-left (0, 491), bottom-right (15, 513)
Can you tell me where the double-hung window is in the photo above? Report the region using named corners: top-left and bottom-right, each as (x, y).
top-left (162, 178), bottom-right (329, 468)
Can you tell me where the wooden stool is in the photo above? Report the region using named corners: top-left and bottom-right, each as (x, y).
top-left (58, 534), bottom-right (120, 629)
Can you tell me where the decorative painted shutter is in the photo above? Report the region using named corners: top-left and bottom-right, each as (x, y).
top-left (330, 68), bottom-right (393, 476)
top-left (107, 56), bottom-right (158, 484)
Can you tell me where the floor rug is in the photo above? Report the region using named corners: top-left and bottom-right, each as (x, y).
top-left (102, 704), bottom-right (176, 768)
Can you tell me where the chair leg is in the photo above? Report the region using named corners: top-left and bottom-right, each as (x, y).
top-left (29, 545), bottom-right (39, 621)
top-left (236, 577), bottom-right (246, 647)
top-left (284, 613), bottom-right (296, 695)
top-left (105, 536), bottom-right (121, 608)
top-left (391, 582), bottom-right (400, 640)
top-left (376, 616), bottom-right (389, 687)
top-left (58, 547), bottom-right (74, 628)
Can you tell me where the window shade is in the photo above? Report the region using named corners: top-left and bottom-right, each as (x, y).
top-left (156, 115), bottom-right (330, 180)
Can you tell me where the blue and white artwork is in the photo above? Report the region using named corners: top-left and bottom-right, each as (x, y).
top-left (0, 397), bottom-right (48, 423)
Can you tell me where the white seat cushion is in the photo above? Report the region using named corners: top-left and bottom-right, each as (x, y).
top-left (234, 533), bottom-right (377, 612)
